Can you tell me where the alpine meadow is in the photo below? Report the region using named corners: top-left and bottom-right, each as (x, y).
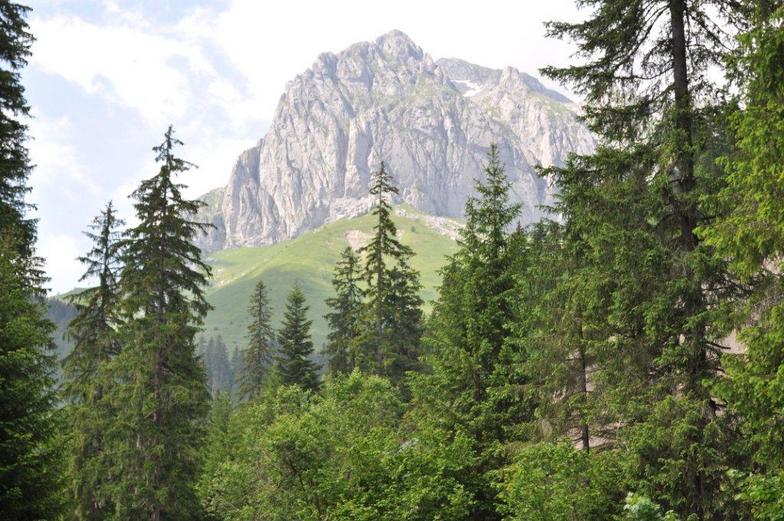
top-left (5, 0), bottom-right (784, 519)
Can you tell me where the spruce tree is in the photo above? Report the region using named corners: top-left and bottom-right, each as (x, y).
top-left (324, 246), bottom-right (362, 375)
top-left (0, 2), bottom-right (62, 517)
top-left (62, 201), bottom-right (124, 520)
top-left (0, 1), bottom-right (35, 252)
top-left (106, 126), bottom-right (211, 520)
top-left (275, 285), bottom-right (319, 392)
top-left (423, 145), bottom-right (523, 432)
top-left (542, 1), bottom-right (741, 517)
top-left (699, 2), bottom-right (784, 517)
top-left (240, 279), bottom-right (275, 399)
top-left (414, 144), bottom-right (527, 518)
top-left (202, 336), bottom-right (232, 397)
top-left (355, 162), bottom-right (423, 382)
top-left (0, 236), bottom-right (62, 518)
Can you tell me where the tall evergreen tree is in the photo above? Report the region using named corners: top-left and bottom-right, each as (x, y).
top-left (240, 279), bottom-right (275, 399)
top-left (414, 145), bottom-right (531, 519)
top-left (699, 2), bottom-right (784, 518)
top-left (201, 336), bottom-right (232, 397)
top-left (275, 285), bottom-right (319, 392)
top-left (0, 236), bottom-right (62, 518)
top-left (541, 1), bottom-right (742, 517)
top-left (0, 2), bottom-right (62, 517)
top-left (355, 162), bottom-right (423, 382)
top-left (324, 246), bottom-right (362, 375)
top-left (106, 126), bottom-right (212, 520)
top-left (0, 1), bottom-right (35, 252)
top-left (63, 201), bottom-right (124, 520)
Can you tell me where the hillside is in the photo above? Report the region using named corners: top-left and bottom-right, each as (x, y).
top-left (202, 205), bottom-right (459, 353)
top-left (47, 206), bottom-right (459, 361)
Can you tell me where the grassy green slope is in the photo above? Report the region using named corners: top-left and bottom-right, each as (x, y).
top-left (203, 205), bottom-right (459, 353)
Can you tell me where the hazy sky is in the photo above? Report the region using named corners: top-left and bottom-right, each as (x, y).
top-left (25, 0), bottom-right (585, 293)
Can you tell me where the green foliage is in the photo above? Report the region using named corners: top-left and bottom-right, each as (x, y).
top-left (0, 3), bottom-right (63, 517)
top-left (0, 1), bottom-right (36, 254)
top-left (240, 279), bottom-right (275, 399)
top-left (698, 4), bottom-right (784, 518)
top-left (413, 144), bottom-right (532, 518)
top-left (324, 246), bottom-right (362, 374)
top-left (199, 371), bottom-right (474, 520)
top-left (62, 201), bottom-right (124, 520)
top-left (104, 126), bottom-right (211, 519)
top-left (497, 442), bottom-right (625, 521)
top-left (276, 284), bottom-right (320, 391)
top-left (353, 163), bottom-right (424, 383)
top-left (538, 1), bottom-right (743, 518)
top-left (623, 494), bottom-right (680, 521)
top-left (0, 235), bottom-right (63, 518)
top-left (198, 391), bottom-right (234, 521)
top-left (200, 336), bottom-right (234, 397)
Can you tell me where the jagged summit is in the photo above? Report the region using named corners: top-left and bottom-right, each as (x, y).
top-left (197, 31), bottom-right (594, 251)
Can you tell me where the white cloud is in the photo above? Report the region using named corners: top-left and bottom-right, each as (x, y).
top-left (30, 15), bottom-right (212, 127)
top-left (27, 112), bottom-right (103, 202)
top-left (37, 231), bottom-right (83, 294)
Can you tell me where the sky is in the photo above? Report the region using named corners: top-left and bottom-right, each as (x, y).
top-left (25, 0), bottom-right (585, 293)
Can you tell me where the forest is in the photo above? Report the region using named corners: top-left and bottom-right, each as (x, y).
top-left (2, 0), bottom-right (784, 520)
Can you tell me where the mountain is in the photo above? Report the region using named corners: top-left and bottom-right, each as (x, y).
top-left (197, 30), bottom-right (594, 251)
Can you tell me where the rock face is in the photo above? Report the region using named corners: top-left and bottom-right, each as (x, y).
top-left (198, 30), bottom-right (594, 251)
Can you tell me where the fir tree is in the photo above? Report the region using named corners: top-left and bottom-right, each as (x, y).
top-left (275, 285), bottom-right (319, 392)
top-left (106, 126), bottom-right (211, 520)
top-left (229, 347), bottom-right (242, 398)
top-left (541, 1), bottom-right (741, 517)
top-left (324, 246), bottom-right (362, 375)
top-left (240, 279), bottom-right (275, 399)
top-left (699, 2), bottom-right (784, 518)
top-left (201, 336), bottom-right (232, 397)
top-left (414, 144), bottom-right (527, 518)
top-left (0, 2), bottom-right (62, 517)
top-left (355, 162), bottom-right (423, 382)
top-left (62, 201), bottom-right (124, 520)
top-left (0, 1), bottom-right (35, 253)
top-left (0, 235), bottom-right (62, 518)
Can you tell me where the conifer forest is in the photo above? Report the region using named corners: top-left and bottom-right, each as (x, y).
top-left (2, 0), bottom-right (784, 519)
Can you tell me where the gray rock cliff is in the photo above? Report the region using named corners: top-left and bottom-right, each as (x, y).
top-left (198, 30), bottom-right (594, 251)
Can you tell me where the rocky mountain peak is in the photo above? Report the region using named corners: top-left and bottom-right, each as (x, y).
top-left (197, 31), bottom-right (595, 251)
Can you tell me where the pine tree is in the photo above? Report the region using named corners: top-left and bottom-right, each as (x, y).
top-left (0, 3), bottom-right (62, 517)
top-left (324, 246), bottom-right (362, 375)
top-left (62, 201), bottom-right (124, 520)
top-left (106, 126), bottom-right (212, 520)
top-left (541, 1), bottom-right (741, 517)
top-left (423, 145), bottom-right (523, 431)
top-left (355, 162), bottom-right (423, 382)
top-left (240, 279), bottom-right (275, 399)
top-left (275, 285), bottom-right (319, 392)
